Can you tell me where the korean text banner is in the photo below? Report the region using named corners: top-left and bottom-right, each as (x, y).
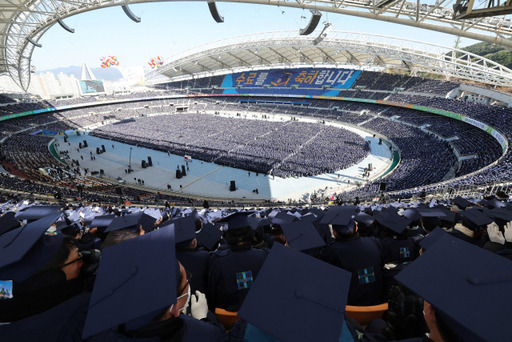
top-left (222, 68), bottom-right (361, 89)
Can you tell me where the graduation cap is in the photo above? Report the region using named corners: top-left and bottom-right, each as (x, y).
top-left (246, 214), bottom-right (263, 231)
top-left (485, 197), bottom-right (506, 210)
top-left (451, 197), bottom-right (472, 210)
top-left (0, 213), bottom-right (63, 283)
top-left (256, 217), bottom-right (272, 228)
top-left (238, 243), bottom-right (351, 342)
top-left (306, 208), bottom-right (325, 218)
top-left (379, 206), bottom-right (399, 214)
top-left (14, 205), bottom-right (62, 222)
top-left (189, 209), bottom-right (202, 225)
top-left (82, 227), bottom-right (177, 338)
top-left (417, 208), bottom-right (447, 219)
top-left (486, 207), bottom-right (512, 229)
top-left (297, 214), bottom-right (318, 224)
top-left (143, 208), bottom-right (163, 221)
top-left (218, 211), bottom-right (254, 230)
top-left (327, 211), bottom-right (358, 235)
top-left (319, 205), bottom-right (359, 226)
top-left (0, 212), bottom-right (21, 236)
top-left (401, 208), bottom-right (421, 222)
top-left (57, 220), bottom-right (82, 237)
top-left (66, 210), bottom-right (82, 223)
top-left (286, 210), bottom-right (302, 219)
top-left (354, 212), bottom-right (375, 227)
top-left (104, 212), bottom-right (157, 234)
top-left (415, 208), bottom-right (447, 231)
top-left (419, 227), bottom-right (449, 251)
top-left (430, 207), bottom-right (459, 227)
top-left (395, 235), bottom-right (512, 342)
top-left (280, 221), bottom-right (326, 251)
top-left (161, 215), bottom-right (196, 245)
top-left (205, 209), bottom-right (223, 222)
top-left (196, 223), bottom-right (223, 251)
top-left (476, 198), bottom-right (490, 208)
top-left (267, 209), bottom-right (280, 219)
top-left (460, 208), bottom-right (494, 231)
top-left (270, 214), bottom-right (297, 226)
top-left (89, 214), bottom-right (116, 231)
top-left (374, 211), bottom-right (411, 235)
top-left (362, 206), bottom-right (373, 215)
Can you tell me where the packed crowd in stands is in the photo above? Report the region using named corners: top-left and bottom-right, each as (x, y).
top-left (363, 118), bottom-right (455, 188)
top-left (0, 94), bottom-right (15, 104)
top-left (0, 193), bottom-right (511, 341)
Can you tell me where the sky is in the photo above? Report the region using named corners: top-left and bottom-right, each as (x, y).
top-left (32, 1), bottom-right (480, 73)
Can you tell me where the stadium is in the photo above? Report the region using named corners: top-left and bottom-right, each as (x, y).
top-left (0, 1), bottom-right (512, 341)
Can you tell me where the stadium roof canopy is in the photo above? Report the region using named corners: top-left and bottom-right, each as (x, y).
top-left (2, 0), bottom-right (512, 91)
top-left (151, 30), bottom-right (512, 87)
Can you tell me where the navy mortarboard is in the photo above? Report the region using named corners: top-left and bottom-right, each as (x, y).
top-left (419, 227), bottom-right (449, 251)
top-left (484, 197), bottom-right (506, 209)
top-left (460, 208), bottom-right (494, 231)
top-left (417, 208), bottom-right (447, 219)
top-left (436, 208), bottom-right (459, 227)
top-left (218, 211), bottom-right (254, 230)
top-left (0, 213), bottom-right (63, 283)
top-left (416, 208), bottom-right (447, 231)
top-left (82, 227), bottom-right (177, 338)
top-left (306, 207), bottom-right (325, 218)
top-left (0, 211), bottom-right (21, 236)
top-left (196, 222), bottom-right (223, 250)
top-left (238, 243), bottom-right (352, 342)
top-left (374, 211), bottom-right (411, 235)
top-left (271, 212), bottom-right (297, 225)
top-left (104, 211), bottom-right (157, 234)
top-left (487, 207), bottom-right (512, 230)
top-left (89, 214), bottom-right (116, 232)
top-left (355, 212), bottom-right (375, 227)
top-left (401, 208), bottom-right (421, 222)
top-left (57, 220), bottom-right (82, 237)
top-left (319, 205), bottom-right (358, 226)
top-left (297, 213), bottom-right (317, 224)
top-left (161, 215), bottom-right (196, 248)
top-left (246, 214), bottom-right (263, 231)
top-left (395, 235), bottom-right (512, 341)
top-left (256, 217), bottom-right (272, 228)
top-left (142, 208), bottom-right (163, 222)
top-left (451, 196), bottom-right (472, 210)
top-left (14, 205), bottom-right (62, 222)
top-left (327, 209), bottom-right (359, 235)
top-left (280, 221), bottom-right (326, 251)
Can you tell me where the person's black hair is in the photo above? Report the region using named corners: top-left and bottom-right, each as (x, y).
top-left (101, 229), bottom-right (139, 250)
top-left (194, 218), bottom-right (203, 232)
top-left (37, 237), bottom-right (76, 274)
top-left (421, 217), bottom-right (441, 233)
top-left (225, 226), bottom-right (254, 249)
top-left (334, 228), bottom-right (358, 240)
top-left (176, 260), bottom-right (185, 295)
top-left (434, 310), bottom-right (464, 342)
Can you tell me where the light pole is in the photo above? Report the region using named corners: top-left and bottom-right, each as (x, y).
top-left (128, 146), bottom-right (133, 172)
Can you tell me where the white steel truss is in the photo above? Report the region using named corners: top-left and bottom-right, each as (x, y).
top-left (3, 0), bottom-right (512, 90)
top-left (152, 30), bottom-right (512, 87)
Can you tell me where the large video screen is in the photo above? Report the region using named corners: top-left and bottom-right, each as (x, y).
top-left (79, 80), bottom-right (105, 95)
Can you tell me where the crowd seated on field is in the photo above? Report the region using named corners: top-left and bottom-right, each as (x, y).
top-left (0, 195), bottom-right (511, 341)
top-left (90, 114), bottom-right (370, 178)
